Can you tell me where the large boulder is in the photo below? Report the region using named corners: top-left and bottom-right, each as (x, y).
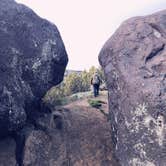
top-left (99, 10), bottom-right (166, 166)
top-left (0, 138), bottom-right (16, 166)
top-left (0, 0), bottom-right (68, 136)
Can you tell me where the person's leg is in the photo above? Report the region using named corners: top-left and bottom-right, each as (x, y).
top-left (93, 85), bottom-right (96, 97)
top-left (93, 84), bottom-right (97, 97)
top-left (96, 84), bottom-right (99, 96)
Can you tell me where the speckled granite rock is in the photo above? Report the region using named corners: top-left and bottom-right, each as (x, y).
top-left (0, 0), bottom-right (68, 137)
top-left (99, 10), bottom-right (166, 166)
top-left (0, 138), bottom-right (16, 166)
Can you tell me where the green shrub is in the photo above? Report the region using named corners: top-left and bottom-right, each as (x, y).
top-left (88, 99), bottom-right (108, 118)
top-left (43, 66), bottom-right (106, 107)
top-left (88, 99), bottom-right (103, 108)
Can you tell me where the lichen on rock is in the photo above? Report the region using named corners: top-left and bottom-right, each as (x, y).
top-left (0, 0), bottom-right (68, 137)
top-left (99, 10), bottom-right (166, 166)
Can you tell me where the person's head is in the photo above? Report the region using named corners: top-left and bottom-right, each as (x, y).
top-left (94, 71), bottom-right (98, 75)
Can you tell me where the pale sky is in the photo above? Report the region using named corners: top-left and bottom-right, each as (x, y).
top-left (16, 0), bottom-right (166, 70)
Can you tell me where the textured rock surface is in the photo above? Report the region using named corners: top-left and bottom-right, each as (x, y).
top-left (0, 138), bottom-right (16, 166)
top-left (99, 10), bottom-right (166, 166)
top-left (23, 96), bottom-right (118, 166)
top-left (0, 0), bottom-right (68, 136)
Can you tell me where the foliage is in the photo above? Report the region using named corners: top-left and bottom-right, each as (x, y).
top-left (43, 66), bottom-right (105, 106)
top-left (44, 83), bottom-right (66, 106)
top-left (88, 99), bottom-right (103, 108)
top-left (80, 70), bottom-right (90, 92)
top-left (88, 99), bottom-right (108, 118)
top-left (64, 72), bottom-right (82, 95)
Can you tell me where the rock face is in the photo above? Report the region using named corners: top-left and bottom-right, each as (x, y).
top-left (99, 10), bottom-right (166, 166)
top-left (0, 0), bottom-right (68, 136)
top-left (0, 138), bottom-right (16, 166)
top-left (23, 101), bottom-right (117, 166)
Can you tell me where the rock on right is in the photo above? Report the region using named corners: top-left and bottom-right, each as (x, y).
top-left (99, 10), bottom-right (166, 166)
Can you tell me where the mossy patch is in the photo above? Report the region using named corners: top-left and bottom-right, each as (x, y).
top-left (88, 99), bottom-right (106, 108)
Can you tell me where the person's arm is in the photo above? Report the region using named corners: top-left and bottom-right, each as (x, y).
top-left (98, 76), bottom-right (102, 85)
top-left (100, 78), bottom-right (102, 84)
top-left (91, 78), bottom-right (93, 85)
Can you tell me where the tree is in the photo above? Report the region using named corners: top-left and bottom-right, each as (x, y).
top-left (80, 70), bottom-right (91, 92)
top-left (64, 73), bottom-right (82, 95)
top-left (89, 66), bottom-right (97, 78)
top-left (44, 66), bottom-right (106, 106)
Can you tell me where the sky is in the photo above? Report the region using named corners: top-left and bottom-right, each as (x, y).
top-left (16, 0), bottom-right (166, 70)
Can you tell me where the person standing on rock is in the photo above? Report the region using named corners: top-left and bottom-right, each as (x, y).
top-left (91, 71), bottom-right (101, 97)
